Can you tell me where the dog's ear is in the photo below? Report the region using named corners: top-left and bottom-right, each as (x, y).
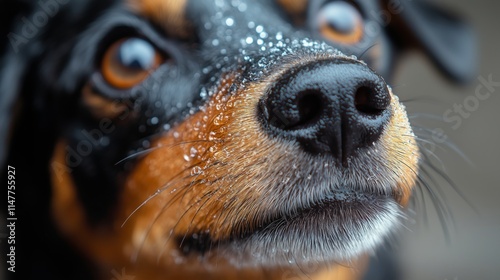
top-left (386, 0), bottom-right (477, 83)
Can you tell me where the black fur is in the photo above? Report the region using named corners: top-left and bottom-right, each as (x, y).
top-left (1, 1), bottom-right (474, 279)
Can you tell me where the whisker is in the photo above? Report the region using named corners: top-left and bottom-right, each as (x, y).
top-left (400, 96), bottom-right (446, 105)
top-left (412, 126), bottom-right (473, 165)
top-left (156, 187), bottom-right (218, 262)
top-left (419, 165), bottom-right (454, 225)
top-left (415, 137), bottom-right (447, 172)
top-left (151, 180), bottom-right (205, 262)
top-left (132, 179), bottom-right (194, 263)
top-left (389, 83), bottom-right (407, 89)
top-left (409, 113), bottom-right (445, 122)
top-left (422, 156), bottom-right (477, 212)
top-left (121, 190), bottom-right (160, 228)
top-left (126, 159), bottom-right (211, 263)
top-left (400, 159), bottom-right (453, 242)
top-left (115, 140), bottom-right (212, 165)
top-left (413, 179), bottom-right (429, 227)
top-left (178, 188), bottom-right (216, 249)
top-left (115, 146), bottom-right (163, 166)
top-left (420, 180), bottom-right (451, 242)
top-left (358, 43), bottom-right (378, 60)
top-left (121, 160), bottom-right (205, 228)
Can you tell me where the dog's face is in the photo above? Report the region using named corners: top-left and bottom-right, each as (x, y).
top-left (1, 0), bottom-right (475, 279)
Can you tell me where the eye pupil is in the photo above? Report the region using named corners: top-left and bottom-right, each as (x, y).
top-left (322, 4), bottom-right (357, 34)
top-left (117, 38), bottom-right (156, 71)
top-left (317, 1), bottom-right (363, 44)
top-left (101, 37), bottom-right (163, 89)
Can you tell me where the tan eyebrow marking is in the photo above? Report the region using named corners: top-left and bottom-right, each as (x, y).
top-left (276, 0), bottom-right (309, 18)
top-left (127, 0), bottom-right (190, 38)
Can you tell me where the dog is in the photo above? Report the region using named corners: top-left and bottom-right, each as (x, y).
top-left (0, 0), bottom-right (475, 279)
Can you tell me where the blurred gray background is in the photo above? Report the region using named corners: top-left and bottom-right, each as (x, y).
top-left (393, 0), bottom-right (500, 279)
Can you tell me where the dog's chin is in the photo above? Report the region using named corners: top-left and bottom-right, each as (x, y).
top-left (179, 187), bottom-right (401, 268)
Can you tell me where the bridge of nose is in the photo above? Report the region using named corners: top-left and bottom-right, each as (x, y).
top-left (183, 0), bottom-right (353, 97)
top-left (186, 0), bottom-right (296, 52)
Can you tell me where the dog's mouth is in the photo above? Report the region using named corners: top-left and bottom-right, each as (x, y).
top-left (176, 183), bottom-right (400, 267)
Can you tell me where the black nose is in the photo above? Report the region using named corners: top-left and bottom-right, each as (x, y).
top-left (259, 60), bottom-right (392, 164)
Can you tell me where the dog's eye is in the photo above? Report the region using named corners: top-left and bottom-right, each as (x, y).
top-left (101, 38), bottom-right (163, 89)
top-left (317, 2), bottom-right (363, 45)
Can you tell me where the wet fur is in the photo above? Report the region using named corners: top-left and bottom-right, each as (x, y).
top-left (1, 0), bottom-right (474, 279)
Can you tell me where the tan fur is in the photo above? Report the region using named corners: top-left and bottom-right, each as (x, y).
top-left (276, 0), bottom-right (309, 17)
top-left (51, 52), bottom-right (419, 279)
top-left (127, 0), bottom-right (190, 38)
top-left (381, 94), bottom-right (420, 206)
top-left (81, 85), bottom-right (131, 119)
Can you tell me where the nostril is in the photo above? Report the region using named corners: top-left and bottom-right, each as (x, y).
top-left (260, 60), bottom-right (394, 161)
top-left (354, 85), bottom-right (391, 116)
top-left (264, 89), bottom-right (324, 131)
top-left (295, 90), bottom-right (324, 129)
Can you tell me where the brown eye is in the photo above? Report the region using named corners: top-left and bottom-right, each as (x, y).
top-left (317, 1), bottom-right (364, 45)
top-left (101, 38), bottom-right (163, 89)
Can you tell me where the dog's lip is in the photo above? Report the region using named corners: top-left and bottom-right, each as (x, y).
top-left (177, 186), bottom-right (394, 256)
top-left (237, 187), bottom-right (391, 237)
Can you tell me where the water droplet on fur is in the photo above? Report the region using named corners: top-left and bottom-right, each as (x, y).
top-left (191, 166), bottom-right (203, 175)
top-left (190, 147), bottom-right (198, 157)
top-left (214, 115), bottom-right (224, 125)
top-left (208, 131), bottom-right (217, 141)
